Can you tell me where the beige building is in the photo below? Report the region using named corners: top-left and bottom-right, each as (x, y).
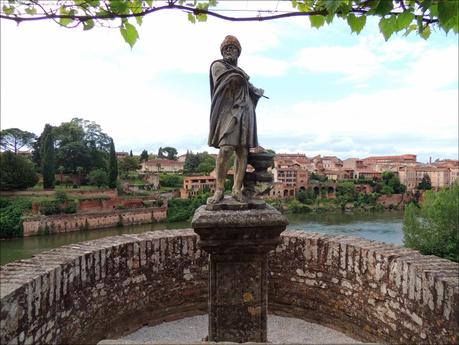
top-left (141, 159), bottom-right (184, 173)
top-left (399, 166), bottom-right (451, 191)
top-left (363, 154), bottom-right (417, 172)
top-left (180, 176), bottom-right (216, 198)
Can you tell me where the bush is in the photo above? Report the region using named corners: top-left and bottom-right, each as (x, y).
top-left (62, 201), bottom-right (77, 214)
top-left (88, 169), bottom-right (108, 188)
top-left (167, 193), bottom-right (208, 222)
top-left (160, 174), bottom-right (184, 188)
top-left (0, 199), bottom-right (32, 238)
top-left (288, 199), bottom-right (310, 213)
top-left (0, 151), bottom-right (38, 190)
top-left (40, 200), bottom-right (61, 215)
top-left (54, 191), bottom-right (68, 203)
top-left (403, 185), bottom-right (459, 262)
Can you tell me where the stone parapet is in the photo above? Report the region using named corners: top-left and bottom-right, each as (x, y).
top-left (0, 229), bottom-right (207, 345)
top-left (22, 207), bottom-right (167, 236)
top-left (1, 230), bottom-right (457, 345)
top-left (269, 230), bottom-right (459, 344)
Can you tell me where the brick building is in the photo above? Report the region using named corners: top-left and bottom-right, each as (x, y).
top-left (180, 176), bottom-right (216, 199)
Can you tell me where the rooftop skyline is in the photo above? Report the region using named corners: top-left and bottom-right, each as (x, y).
top-left (1, 2), bottom-right (457, 163)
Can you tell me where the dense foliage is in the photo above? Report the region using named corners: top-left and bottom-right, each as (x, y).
top-left (158, 147), bottom-right (178, 160)
top-left (0, 151), bottom-right (38, 191)
top-left (88, 168), bottom-right (109, 188)
top-left (167, 193), bottom-right (209, 222)
top-left (417, 174), bottom-right (432, 190)
top-left (1, 1), bottom-right (455, 48)
top-left (118, 156), bottom-right (140, 177)
top-left (403, 185), bottom-right (458, 262)
top-left (184, 151), bottom-right (216, 174)
top-left (34, 118), bottom-right (111, 177)
top-left (108, 139), bottom-right (118, 188)
top-left (0, 198), bottom-right (32, 238)
top-left (160, 173), bottom-right (183, 188)
top-left (41, 125), bottom-right (56, 189)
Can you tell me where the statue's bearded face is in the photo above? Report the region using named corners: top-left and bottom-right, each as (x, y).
top-left (222, 44), bottom-right (239, 64)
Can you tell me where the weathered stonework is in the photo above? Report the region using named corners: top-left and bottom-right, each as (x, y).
top-left (269, 231), bottom-right (459, 344)
top-left (22, 207), bottom-right (167, 236)
top-left (192, 205), bottom-right (288, 343)
top-left (1, 230), bottom-right (457, 345)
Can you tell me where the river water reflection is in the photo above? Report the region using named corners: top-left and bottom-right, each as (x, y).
top-left (0, 211), bottom-right (404, 266)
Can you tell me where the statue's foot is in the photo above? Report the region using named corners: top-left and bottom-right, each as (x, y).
top-left (207, 190), bottom-right (224, 204)
top-left (232, 189), bottom-right (246, 203)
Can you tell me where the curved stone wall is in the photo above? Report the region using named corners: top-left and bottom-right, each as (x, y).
top-left (1, 229), bottom-right (457, 345)
top-left (0, 230), bottom-right (208, 345)
top-left (269, 231), bottom-right (459, 344)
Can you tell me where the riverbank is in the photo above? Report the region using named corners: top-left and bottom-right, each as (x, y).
top-left (1, 210), bottom-right (404, 266)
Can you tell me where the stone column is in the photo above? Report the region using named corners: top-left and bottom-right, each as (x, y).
top-left (192, 204), bottom-right (288, 343)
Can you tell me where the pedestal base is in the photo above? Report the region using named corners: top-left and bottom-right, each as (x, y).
top-left (192, 205), bottom-right (288, 343)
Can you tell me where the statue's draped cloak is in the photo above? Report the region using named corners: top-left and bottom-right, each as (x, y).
top-left (208, 59), bottom-right (259, 149)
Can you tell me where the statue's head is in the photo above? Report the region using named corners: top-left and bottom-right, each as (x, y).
top-left (220, 35), bottom-right (241, 63)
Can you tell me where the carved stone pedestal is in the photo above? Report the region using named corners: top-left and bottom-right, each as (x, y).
top-left (192, 204), bottom-right (288, 343)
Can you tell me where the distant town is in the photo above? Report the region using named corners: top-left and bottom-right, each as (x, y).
top-left (113, 151), bottom-right (459, 200)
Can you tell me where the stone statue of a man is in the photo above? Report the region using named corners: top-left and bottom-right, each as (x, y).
top-left (208, 35), bottom-right (264, 204)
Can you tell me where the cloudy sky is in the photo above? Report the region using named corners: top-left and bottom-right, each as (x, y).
top-left (1, 1), bottom-right (458, 162)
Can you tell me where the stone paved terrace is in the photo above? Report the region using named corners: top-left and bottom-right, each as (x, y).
top-left (1, 229), bottom-right (458, 345)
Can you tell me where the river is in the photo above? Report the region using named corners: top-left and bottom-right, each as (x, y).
top-left (0, 211), bottom-right (404, 266)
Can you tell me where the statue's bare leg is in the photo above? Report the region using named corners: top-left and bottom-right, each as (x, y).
top-left (208, 146), bottom-right (233, 204)
top-left (232, 146), bottom-right (248, 202)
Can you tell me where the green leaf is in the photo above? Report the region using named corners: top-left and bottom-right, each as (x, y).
top-left (396, 11), bottom-right (415, 31)
top-left (404, 24), bottom-right (418, 36)
top-left (135, 15), bottom-right (143, 26)
top-left (196, 13), bottom-right (208, 22)
top-left (87, 0), bottom-right (100, 7)
top-left (325, 12), bottom-right (335, 24)
top-left (347, 13), bottom-right (366, 34)
top-left (120, 22), bottom-right (139, 49)
top-left (2, 5), bottom-right (14, 15)
top-left (291, 0), bottom-right (298, 8)
top-left (310, 15), bottom-right (325, 29)
top-left (438, 0), bottom-right (458, 30)
top-left (187, 12), bottom-right (196, 24)
top-left (83, 19), bottom-right (95, 31)
top-left (145, 0), bottom-right (153, 7)
top-left (420, 25), bottom-right (431, 40)
top-left (24, 7), bottom-right (37, 15)
top-left (324, 0), bottom-right (341, 15)
top-left (373, 0), bottom-right (394, 16)
top-left (109, 0), bottom-right (129, 14)
top-left (208, 0), bottom-right (218, 7)
top-left (59, 6), bottom-right (74, 27)
top-left (379, 15), bottom-right (396, 41)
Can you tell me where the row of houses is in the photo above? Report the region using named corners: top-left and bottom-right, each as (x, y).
top-left (132, 154), bottom-right (458, 199)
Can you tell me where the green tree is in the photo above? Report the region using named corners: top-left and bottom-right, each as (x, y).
top-left (56, 142), bottom-right (91, 173)
top-left (1, 1), bottom-right (455, 48)
top-left (0, 128), bottom-right (36, 154)
top-left (130, 150), bottom-right (133, 157)
top-left (158, 147), bottom-right (178, 160)
top-left (403, 185), bottom-right (459, 262)
top-left (140, 149), bottom-right (149, 162)
top-left (119, 156), bottom-right (140, 175)
top-left (418, 174), bottom-right (432, 190)
top-left (41, 126), bottom-right (55, 189)
top-left (108, 138), bottom-right (118, 188)
top-left (88, 168), bottom-right (108, 188)
top-left (0, 151), bottom-right (38, 191)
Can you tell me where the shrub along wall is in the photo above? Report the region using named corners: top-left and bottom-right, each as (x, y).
top-left (1, 230), bottom-right (457, 345)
